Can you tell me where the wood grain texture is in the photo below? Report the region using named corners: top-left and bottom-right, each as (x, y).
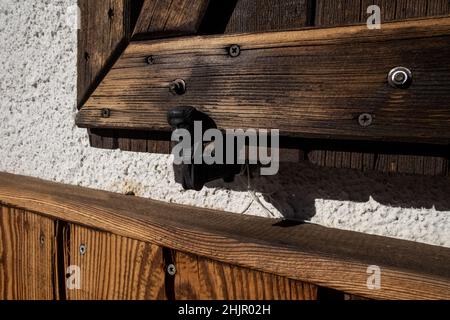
top-left (174, 251), bottom-right (317, 300)
top-left (76, 17), bottom-right (450, 144)
top-left (318, 0), bottom-right (450, 25)
top-left (78, 0), bottom-right (131, 108)
top-left (78, 0), bottom-right (132, 151)
top-left (133, 0), bottom-right (210, 38)
top-left (66, 224), bottom-right (166, 300)
top-left (310, 0), bottom-right (450, 174)
top-left (315, 0), bottom-right (363, 26)
top-left (0, 173), bottom-right (449, 300)
top-left (0, 206), bottom-right (55, 300)
top-left (225, 0), bottom-right (309, 33)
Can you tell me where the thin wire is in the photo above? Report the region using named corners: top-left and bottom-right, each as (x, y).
top-left (239, 163), bottom-right (278, 218)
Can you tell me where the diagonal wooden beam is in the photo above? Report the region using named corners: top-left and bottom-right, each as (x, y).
top-left (77, 17), bottom-right (450, 144)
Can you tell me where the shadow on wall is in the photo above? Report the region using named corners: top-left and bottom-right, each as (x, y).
top-left (207, 161), bottom-right (450, 221)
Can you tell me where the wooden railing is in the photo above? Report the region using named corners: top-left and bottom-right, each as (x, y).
top-left (0, 172), bottom-right (449, 300)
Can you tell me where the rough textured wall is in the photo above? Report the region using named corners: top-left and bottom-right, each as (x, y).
top-left (0, 0), bottom-right (449, 247)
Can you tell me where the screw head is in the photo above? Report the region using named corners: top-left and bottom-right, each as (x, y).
top-left (169, 79), bottom-right (186, 95)
top-left (146, 56), bottom-right (154, 65)
top-left (358, 113), bottom-right (373, 127)
top-left (79, 244), bottom-right (87, 255)
top-left (101, 108), bottom-right (111, 118)
top-left (229, 44), bottom-right (241, 57)
top-left (388, 67), bottom-right (412, 89)
top-left (167, 264), bottom-right (176, 276)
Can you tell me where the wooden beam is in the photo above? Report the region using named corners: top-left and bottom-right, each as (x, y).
top-left (76, 17), bottom-right (450, 144)
top-left (77, 0), bottom-right (131, 108)
top-left (0, 172), bottom-right (449, 300)
top-left (132, 0), bottom-right (210, 39)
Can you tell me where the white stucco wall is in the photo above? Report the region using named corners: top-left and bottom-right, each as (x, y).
top-left (0, 0), bottom-right (449, 247)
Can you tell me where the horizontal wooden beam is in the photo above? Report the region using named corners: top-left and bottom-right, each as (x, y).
top-left (76, 17), bottom-right (450, 144)
top-left (0, 172), bottom-right (449, 299)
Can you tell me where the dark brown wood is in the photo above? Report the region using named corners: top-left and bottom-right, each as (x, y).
top-left (225, 0), bottom-right (309, 33)
top-left (78, 0), bottom-right (131, 108)
top-left (78, 0), bottom-right (132, 151)
top-left (76, 17), bottom-right (450, 144)
top-left (0, 206), bottom-right (55, 300)
top-left (174, 251), bottom-right (317, 300)
top-left (0, 172), bottom-right (449, 300)
top-left (315, 0), bottom-right (362, 26)
top-left (133, 0), bottom-right (211, 38)
top-left (66, 224), bottom-right (166, 300)
top-left (310, 0), bottom-right (450, 175)
top-left (79, 0), bottom-right (450, 177)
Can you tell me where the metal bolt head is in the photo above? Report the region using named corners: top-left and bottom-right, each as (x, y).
top-left (146, 56), bottom-right (154, 65)
top-left (388, 67), bottom-right (412, 89)
top-left (169, 79), bottom-right (186, 95)
top-left (167, 264), bottom-right (176, 276)
top-left (79, 244), bottom-right (87, 255)
top-left (358, 113), bottom-right (373, 127)
top-left (101, 108), bottom-right (111, 118)
top-left (229, 44), bottom-right (240, 57)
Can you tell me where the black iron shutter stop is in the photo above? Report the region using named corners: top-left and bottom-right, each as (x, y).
top-left (167, 106), bottom-right (242, 191)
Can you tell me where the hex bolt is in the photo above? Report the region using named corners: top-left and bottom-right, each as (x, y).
top-left (79, 244), bottom-right (87, 256)
top-left (167, 264), bottom-right (177, 276)
top-left (358, 113), bottom-right (373, 127)
top-left (169, 79), bottom-right (186, 95)
top-left (229, 44), bottom-right (241, 57)
top-left (101, 108), bottom-right (111, 118)
top-left (388, 67), bottom-right (412, 89)
top-left (146, 56), bottom-right (154, 65)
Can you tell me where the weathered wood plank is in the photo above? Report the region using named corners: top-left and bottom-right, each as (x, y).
top-left (132, 0), bottom-right (210, 38)
top-left (0, 206), bottom-right (55, 300)
top-left (427, 0), bottom-right (450, 16)
top-left (78, 0), bottom-right (131, 108)
top-left (78, 0), bottom-right (133, 151)
top-left (174, 251), bottom-right (317, 300)
top-left (77, 17), bottom-right (450, 144)
top-left (0, 173), bottom-right (449, 300)
top-left (311, 0), bottom-right (450, 174)
top-left (66, 224), bottom-right (166, 300)
top-left (225, 0), bottom-right (309, 33)
top-left (315, 0), bottom-right (362, 26)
